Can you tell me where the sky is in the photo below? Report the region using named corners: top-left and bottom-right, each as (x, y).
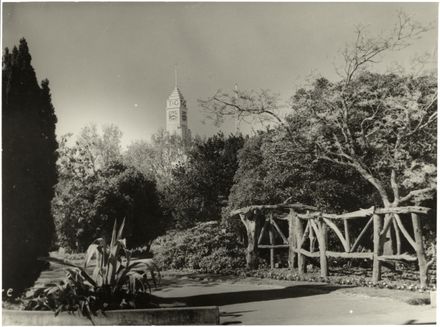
top-left (2, 2), bottom-right (438, 148)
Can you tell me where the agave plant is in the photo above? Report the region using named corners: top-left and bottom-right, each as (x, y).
top-left (83, 218), bottom-right (160, 292)
top-left (25, 219), bottom-right (161, 319)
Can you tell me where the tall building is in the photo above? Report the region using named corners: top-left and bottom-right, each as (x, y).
top-left (165, 82), bottom-right (191, 141)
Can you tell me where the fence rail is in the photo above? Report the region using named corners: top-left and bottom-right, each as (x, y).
top-left (231, 203), bottom-right (433, 288)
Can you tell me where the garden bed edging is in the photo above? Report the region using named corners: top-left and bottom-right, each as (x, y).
top-left (2, 306), bottom-right (220, 325)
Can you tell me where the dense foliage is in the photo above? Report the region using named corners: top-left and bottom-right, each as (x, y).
top-left (53, 130), bottom-right (163, 251)
top-left (151, 221), bottom-right (246, 274)
top-left (290, 72), bottom-right (437, 208)
top-left (164, 133), bottom-right (245, 228)
top-left (202, 14), bottom-right (436, 211)
top-left (123, 129), bottom-right (189, 193)
top-left (26, 220), bottom-right (161, 319)
top-left (228, 129), bottom-right (376, 212)
top-left (2, 39), bottom-right (58, 292)
top-left (200, 14), bottom-right (436, 268)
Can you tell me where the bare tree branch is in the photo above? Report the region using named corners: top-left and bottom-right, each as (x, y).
top-left (398, 187), bottom-right (436, 204)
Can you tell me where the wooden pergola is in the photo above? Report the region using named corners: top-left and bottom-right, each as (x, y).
top-left (230, 203), bottom-right (433, 287)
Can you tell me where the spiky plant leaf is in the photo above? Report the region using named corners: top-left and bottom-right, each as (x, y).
top-left (117, 218), bottom-right (126, 241)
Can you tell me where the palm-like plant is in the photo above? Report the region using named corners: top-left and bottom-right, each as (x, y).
top-left (25, 219), bottom-right (161, 319)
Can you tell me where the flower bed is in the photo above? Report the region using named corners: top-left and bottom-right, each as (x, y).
top-left (227, 268), bottom-right (436, 292)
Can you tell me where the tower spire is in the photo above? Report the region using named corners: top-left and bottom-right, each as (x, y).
top-left (174, 65), bottom-right (178, 88)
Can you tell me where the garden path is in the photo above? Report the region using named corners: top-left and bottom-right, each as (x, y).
top-left (33, 263), bottom-right (436, 325)
top-left (153, 272), bottom-right (436, 325)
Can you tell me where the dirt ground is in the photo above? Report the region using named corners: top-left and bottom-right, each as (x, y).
top-left (153, 271), bottom-right (436, 325)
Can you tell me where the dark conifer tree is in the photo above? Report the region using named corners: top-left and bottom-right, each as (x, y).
top-left (2, 38), bottom-right (58, 293)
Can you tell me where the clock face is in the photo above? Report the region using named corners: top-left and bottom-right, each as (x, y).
top-left (182, 111), bottom-right (187, 121)
top-left (168, 99), bottom-right (179, 106)
top-left (168, 110), bottom-right (177, 121)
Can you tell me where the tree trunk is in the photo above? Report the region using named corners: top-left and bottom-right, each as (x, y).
top-left (392, 217), bottom-right (402, 255)
top-left (383, 224), bottom-right (397, 255)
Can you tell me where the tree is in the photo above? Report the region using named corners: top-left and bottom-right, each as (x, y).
top-left (2, 39), bottom-right (58, 292)
top-left (228, 128), bottom-right (376, 212)
top-left (76, 123), bottom-right (123, 173)
top-left (201, 12), bottom-right (436, 209)
top-left (53, 128), bottom-right (163, 252)
top-left (123, 129), bottom-right (189, 193)
top-left (123, 140), bottom-right (157, 181)
top-left (228, 133), bottom-right (270, 209)
top-left (164, 133), bottom-right (245, 229)
top-left (291, 72), bottom-right (436, 208)
top-left (199, 88), bottom-right (292, 137)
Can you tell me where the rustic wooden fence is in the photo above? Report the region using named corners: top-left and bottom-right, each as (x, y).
top-left (230, 203), bottom-right (433, 287)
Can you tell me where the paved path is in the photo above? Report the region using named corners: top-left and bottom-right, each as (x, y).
top-left (153, 274), bottom-right (436, 325)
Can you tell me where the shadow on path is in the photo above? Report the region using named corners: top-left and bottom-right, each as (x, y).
top-left (219, 310), bottom-right (255, 325)
top-left (404, 320), bottom-right (436, 325)
top-left (154, 284), bottom-right (349, 307)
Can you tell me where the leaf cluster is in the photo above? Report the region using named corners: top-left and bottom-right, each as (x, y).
top-left (228, 128), bottom-right (376, 212)
top-left (163, 133), bottom-right (246, 229)
top-left (25, 220), bottom-right (161, 319)
top-left (53, 156), bottom-right (164, 252)
top-left (290, 71), bottom-right (437, 205)
top-left (151, 221), bottom-right (246, 274)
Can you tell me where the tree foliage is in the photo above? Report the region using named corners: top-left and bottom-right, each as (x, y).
top-left (201, 13), bottom-right (436, 260)
top-left (291, 72), bottom-right (436, 207)
top-left (53, 129), bottom-right (163, 252)
top-left (164, 133), bottom-right (245, 228)
top-left (75, 124), bottom-right (123, 173)
top-left (123, 129), bottom-right (189, 193)
top-left (2, 39), bottom-right (58, 292)
top-left (202, 12), bottom-right (436, 209)
top-left (228, 129), bottom-right (376, 212)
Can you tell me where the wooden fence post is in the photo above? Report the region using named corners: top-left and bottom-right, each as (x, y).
top-left (344, 219), bottom-right (350, 252)
top-left (240, 212), bottom-right (261, 270)
top-left (411, 213), bottom-right (428, 288)
top-left (372, 214), bottom-right (383, 284)
top-left (296, 215), bottom-right (306, 275)
top-left (319, 220), bottom-right (328, 278)
top-left (269, 214), bottom-right (275, 269)
top-left (309, 221), bottom-right (316, 253)
top-left (392, 217), bottom-right (402, 255)
top-left (288, 210), bottom-right (297, 269)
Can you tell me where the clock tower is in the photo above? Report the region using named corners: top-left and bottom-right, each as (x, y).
top-left (166, 82), bottom-right (190, 141)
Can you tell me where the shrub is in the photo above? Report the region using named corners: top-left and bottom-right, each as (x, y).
top-left (151, 221), bottom-right (246, 274)
top-left (25, 220), bottom-right (160, 320)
